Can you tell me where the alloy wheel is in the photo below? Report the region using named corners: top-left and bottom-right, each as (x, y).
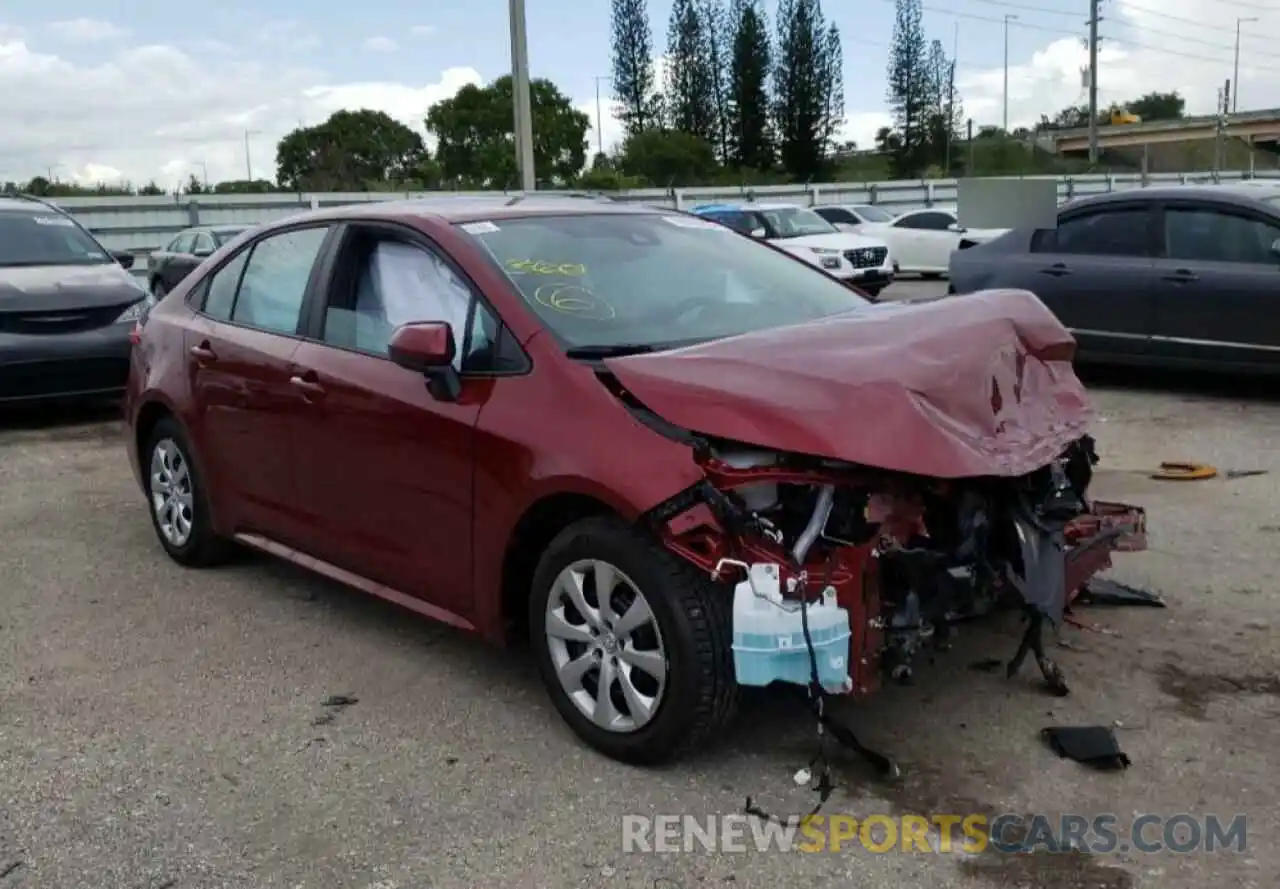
top-left (543, 558), bottom-right (668, 733)
top-left (149, 438), bottom-right (195, 547)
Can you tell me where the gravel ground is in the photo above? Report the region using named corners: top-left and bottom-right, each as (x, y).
top-left (2, 355), bottom-right (1278, 888)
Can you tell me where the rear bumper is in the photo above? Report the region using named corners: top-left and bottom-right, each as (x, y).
top-left (0, 325), bottom-right (133, 404)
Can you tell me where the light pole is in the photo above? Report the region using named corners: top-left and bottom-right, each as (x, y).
top-left (594, 75), bottom-right (611, 156)
top-left (1003, 14), bottom-right (1018, 133)
top-left (1233, 16), bottom-right (1257, 114)
top-left (243, 129), bottom-right (262, 181)
top-left (508, 0), bottom-right (536, 191)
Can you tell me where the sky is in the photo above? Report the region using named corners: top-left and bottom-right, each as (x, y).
top-left (0, 0), bottom-right (1277, 188)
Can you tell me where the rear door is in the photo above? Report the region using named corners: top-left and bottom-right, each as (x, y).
top-left (1003, 203), bottom-right (1159, 360)
top-left (1147, 200), bottom-right (1280, 368)
top-left (185, 224), bottom-right (335, 542)
top-left (889, 211), bottom-right (954, 271)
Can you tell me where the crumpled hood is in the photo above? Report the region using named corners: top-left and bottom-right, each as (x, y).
top-left (605, 289), bottom-right (1093, 479)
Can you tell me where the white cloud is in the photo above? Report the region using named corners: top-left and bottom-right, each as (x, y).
top-left (410, 25), bottom-right (438, 37)
top-left (252, 20), bottom-right (321, 52)
top-left (363, 36), bottom-right (398, 53)
top-left (45, 18), bottom-right (128, 43)
top-left (953, 0), bottom-right (1280, 131)
top-left (0, 35), bottom-right (483, 188)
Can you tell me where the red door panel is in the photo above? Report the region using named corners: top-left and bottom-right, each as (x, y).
top-left (286, 341), bottom-right (483, 617)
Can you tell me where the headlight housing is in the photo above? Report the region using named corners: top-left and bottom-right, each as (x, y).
top-left (114, 295), bottom-right (153, 325)
top-left (810, 247), bottom-right (840, 255)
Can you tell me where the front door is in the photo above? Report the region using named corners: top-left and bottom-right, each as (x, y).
top-left (186, 225), bottom-right (332, 543)
top-left (1148, 201), bottom-right (1280, 368)
top-left (287, 226), bottom-right (513, 617)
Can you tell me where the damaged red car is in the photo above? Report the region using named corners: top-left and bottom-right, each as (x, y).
top-left (123, 196), bottom-right (1146, 765)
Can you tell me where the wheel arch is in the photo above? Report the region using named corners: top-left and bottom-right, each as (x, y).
top-left (499, 492), bottom-right (619, 646)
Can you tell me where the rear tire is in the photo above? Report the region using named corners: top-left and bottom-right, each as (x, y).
top-left (143, 417), bottom-right (233, 567)
top-left (529, 516), bottom-right (739, 765)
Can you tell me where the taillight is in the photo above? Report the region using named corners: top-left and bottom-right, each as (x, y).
top-left (129, 323), bottom-right (142, 345)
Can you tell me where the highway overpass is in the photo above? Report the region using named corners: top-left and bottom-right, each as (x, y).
top-left (1050, 108), bottom-right (1280, 154)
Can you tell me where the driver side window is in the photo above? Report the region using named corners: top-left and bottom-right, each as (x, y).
top-left (320, 230), bottom-right (524, 373)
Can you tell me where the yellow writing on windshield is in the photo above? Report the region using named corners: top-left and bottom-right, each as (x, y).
top-left (505, 259), bottom-right (587, 277)
top-left (534, 283), bottom-right (616, 321)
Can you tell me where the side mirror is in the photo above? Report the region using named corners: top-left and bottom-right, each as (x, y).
top-left (112, 250), bottom-right (135, 269)
top-left (387, 321), bottom-right (461, 401)
top-left (749, 227), bottom-right (767, 239)
top-left (192, 246), bottom-right (213, 258)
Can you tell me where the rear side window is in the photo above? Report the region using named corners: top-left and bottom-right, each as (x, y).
top-left (1034, 208), bottom-right (1151, 257)
top-left (171, 233), bottom-right (196, 254)
top-left (201, 251), bottom-right (250, 320)
top-left (894, 211), bottom-right (953, 230)
top-left (705, 211), bottom-right (756, 234)
top-left (230, 227), bottom-right (329, 335)
top-left (815, 207), bottom-right (854, 225)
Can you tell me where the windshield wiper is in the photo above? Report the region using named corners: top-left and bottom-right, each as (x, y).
top-left (565, 343), bottom-right (661, 359)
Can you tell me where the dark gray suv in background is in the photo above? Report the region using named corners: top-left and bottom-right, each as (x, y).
top-left (0, 194), bottom-right (149, 404)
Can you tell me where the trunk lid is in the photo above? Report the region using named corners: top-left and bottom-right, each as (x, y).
top-left (604, 288), bottom-right (1092, 479)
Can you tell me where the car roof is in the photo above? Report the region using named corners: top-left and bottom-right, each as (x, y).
top-left (1064, 183), bottom-right (1280, 212)
top-left (255, 195), bottom-right (669, 231)
top-left (690, 202), bottom-right (801, 213)
top-left (0, 196), bottom-right (60, 214)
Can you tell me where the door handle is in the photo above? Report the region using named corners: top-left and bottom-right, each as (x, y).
top-left (1038, 264), bottom-right (1071, 277)
top-left (289, 374), bottom-right (326, 398)
top-left (1163, 269), bottom-right (1198, 283)
top-left (189, 341), bottom-right (216, 362)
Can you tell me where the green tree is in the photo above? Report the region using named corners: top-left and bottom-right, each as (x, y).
top-left (772, 0), bottom-right (843, 180)
top-left (276, 109), bottom-right (430, 191)
top-left (884, 0), bottom-right (930, 177)
top-left (427, 75), bottom-right (589, 188)
top-left (666, 0), bottom-right (719, 142)
top-left (611, 0), bottom-right (663, 136)
top-left (184, 174), bottom-right (206, 195)
top-left (616, 128), bottom-right (720, 186)
top-left (923, 38), bottom-right (960, 171)
top-left (702, 0), bottom-right (732, 160)
top-left (213, 179), bottom-right (278, 193)
top-left (1126, 91), bottom-right (1185, 121)
top-left (727, 0), bottom-right (773, 170)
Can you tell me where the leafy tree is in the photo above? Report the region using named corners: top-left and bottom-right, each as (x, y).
top-left (702, 0), bottom-right (732, 161)
top-left (772, 0), bottom-right (843, 180)
top-left (1126, 91), bottom-right (1185, 121)
top-left (884, 0), bottom-right (930, 177)
top-left (427, 75), bottom-right (589, 188)
top-left (611, 0), bottom-right (663, 136)
top-left (184, 174), bottom-right (206, 194)
top-left (616, 128), bottom-right (720, 187)
top-left (923, 38), bottom-right (961, 171)
top-left (727, 0), bottom-right (773, 170)
top-left (276, 109), bottom-right (430, 191)
top-left (665, 0), bottom-right (719, 142)
top-left (214, 179), bottom-right (278, 193)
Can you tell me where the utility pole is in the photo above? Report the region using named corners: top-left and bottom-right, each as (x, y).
top-left (243, 130), bottom-right (262, 181)
top-left (594, 76), bottom-right (610, 156)
top-left (1002, 14), bottom-right (1017, 132)
top-left (1233, 17), bottom-right (1257, 113)
top-left (1087, 0), bottom-right (1101, 164)
top-left (945, 23), bottom-right (958, 172)
top-left (508, 0), bottom-right (536, 191)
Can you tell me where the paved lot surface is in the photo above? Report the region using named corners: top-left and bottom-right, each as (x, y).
top-left (3, 361), bottom-right (1279, 888)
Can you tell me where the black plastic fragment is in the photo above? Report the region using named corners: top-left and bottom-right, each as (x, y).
top-left (1041, 725), bottom-right (1131, 770)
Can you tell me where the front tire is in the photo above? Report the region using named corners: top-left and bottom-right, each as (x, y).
top-left (143, 417), bottom-right (232, 567)
top-left (529, 516), bottom-right (739, 765)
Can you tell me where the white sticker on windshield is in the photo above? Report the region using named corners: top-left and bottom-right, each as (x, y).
top-left (461, 221), bottom-right (500, 235)
top-left (662, 215), bottom-right (728, 230)
top-left (33, 215), bottom-right (75, 226)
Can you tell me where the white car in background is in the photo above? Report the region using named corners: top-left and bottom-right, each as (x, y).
top-left (814, 205), bottom-right (1009, 278)
top-left (689, 202), bottom-right (895, 299)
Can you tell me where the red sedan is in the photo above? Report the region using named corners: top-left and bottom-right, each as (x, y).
top-left (124, 196), bottom-right (1144, 765)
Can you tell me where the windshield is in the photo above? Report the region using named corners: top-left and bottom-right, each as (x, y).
top-left (214, 228), bottom-right (247, 245)
top-left (757, 207), bottom-right (838, 238)
top-left (853, 205), bottom-right (895, 223)
top-left (0, 212), bottom-right (111, 267)
top-left (461, 213), bottom-right (871, 351)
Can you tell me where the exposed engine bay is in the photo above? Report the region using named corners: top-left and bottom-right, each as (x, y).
top-left (640, 434), bottom-right (1147, 698)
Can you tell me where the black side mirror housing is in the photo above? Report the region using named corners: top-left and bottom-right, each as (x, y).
top-left (111, 250), bottom-right (135, 269)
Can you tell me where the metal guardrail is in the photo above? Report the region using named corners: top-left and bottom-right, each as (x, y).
top-left (33, 169), bottom-right (1273, 278)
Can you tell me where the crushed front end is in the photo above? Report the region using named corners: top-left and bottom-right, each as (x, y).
top-left (642, 435), bottom-right (1146, 698)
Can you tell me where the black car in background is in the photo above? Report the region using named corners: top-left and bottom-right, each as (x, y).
top-left (146, 225), bottom-right (248, 297)
top-left (949, 183), bottom-right (1280, 372)
top-left (0, 194), bottom-right (149, 404)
